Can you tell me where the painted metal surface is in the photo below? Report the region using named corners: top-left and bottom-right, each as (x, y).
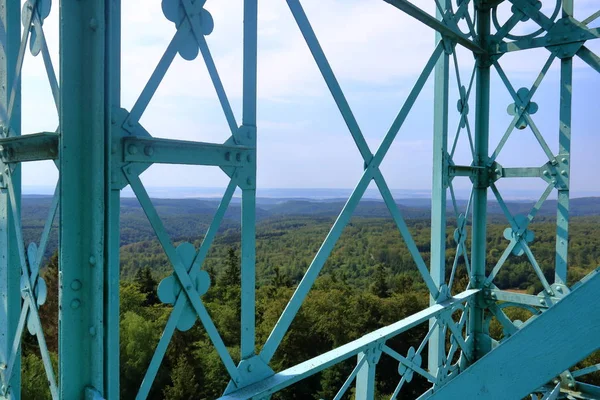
top-left (0, 0), bottom-right (598, 399)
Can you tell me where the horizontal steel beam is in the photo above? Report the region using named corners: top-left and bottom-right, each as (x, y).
top-left (491, 27), bottom-right (600, 55)
top-left (489, 289), bottom-right (561, 309)
top-left (219, 289), bottom-right (479, 399)
top-left (382, 0), bottom-right (485, 54)
top-left (501, 167), bottom-right (543, 178)
top-left (449, 165), bottom-right (544, 179)
top-left (425, 268), bottom-right (600, 400)
top-left (122, 136), bottom-right (253, 167)
top-left (0, 132), bottom-right (58, 163)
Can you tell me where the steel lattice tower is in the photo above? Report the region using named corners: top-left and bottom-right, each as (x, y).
top-left (0, 0), bottom-right (599, 399)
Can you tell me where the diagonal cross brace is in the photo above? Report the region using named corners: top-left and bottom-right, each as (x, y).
top-left (382, 0), bottom-right (485, 54)
top-left (126, 173), bottom-right (241, 386)
top-left (259, 0), bottom-right (443, 365)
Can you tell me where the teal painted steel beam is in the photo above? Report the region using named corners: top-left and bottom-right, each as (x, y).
top-left (469, 0), bottom-right (492, 362)
top-left (219, 290), bottom-right (478, 399)
top-left (0, 0), bottom-right (21, 397)
top-left (260, 43), bottom-right (443, 364)
top-left (122, 136), bottom-right (252, 167)
top-left (382, 0), bottom-right (485, 54)
top-left (355, 351), bottom-right (377, 400)
top-left (425, 269), bottom-right (600, 400)
top-left (428, 0), bottom-right (449, 377)
top-left (0, 132), bottom-right (58, 163)
top-left (239, 0), bottom-right (258, 363)
top-left (555, 16), bottom-right (573, 284)
top-left (59, 0), bottom-right (108, 397)
top-left (490, 27), bottom-right (600, 55)
top-left (105, 0), bottom-right (121, 397)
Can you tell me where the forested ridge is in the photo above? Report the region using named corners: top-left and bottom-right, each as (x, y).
top-left (18, 196), bottom-right (600, 399)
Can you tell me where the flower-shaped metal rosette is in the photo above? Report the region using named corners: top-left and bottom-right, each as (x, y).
top-left (22, 0), bottom-right (51, 57)
top-left (157, 242), bottom-right (211, 331)
top-left (20, 242), bottom-right (47, 335)
top-left (398, 346), bottom-right (421, 383)
top-left (503, 214), bottom-right (534, 256)
top-left (162, 0), bottom-right (214, 61)
top-left (507, 87), bottom-right (538, 130)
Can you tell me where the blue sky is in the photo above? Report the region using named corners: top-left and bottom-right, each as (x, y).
top-left (19, 0), bottom-right (600, 198)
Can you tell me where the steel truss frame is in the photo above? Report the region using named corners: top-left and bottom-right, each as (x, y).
top-left (0, 0), bottom-right (599, 399)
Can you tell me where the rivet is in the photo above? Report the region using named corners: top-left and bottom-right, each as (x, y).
top-left (128, 144), bottom-right (138, 155)
top-left (89, 255), bottom-right (96, 265)
top-left (235, 377), bottom-right (241, 384)
top-left (543, 170), bottom-right (550, 176)
top-left (568, 382), bottom-right (575, 389)
top-left (71, 299), bottom-right (81, 309)
top-left (247, 364), bottom-right (253, 372)
top-left (547, 289), bottom-right (553, 296)
top-left (246, 178), bottom-right (252, 186)
top-left (553, 379), bottom-right (559, 384)
top-left (547, 36), bottom-right (553, 43)
top-left (144, 146), bottom-right (154, 156)
top-left (126, 166), bottom-right (132, 175)
top-left (71, 280), bottom-right (82, 291)
top-left (0, 363), bottom-right (6, 370)
top-left (246, 154), bottom-right (251, 163)
top-left (562, 35), bottom-right (568, 41)
top-left (111, 117), bottom-right (116, 125)
top-left (561, 157), bottom-right (567, 163)
top-left (127, 119), bottom-right (134, 127)
top-left (89, 18), bottom-right (98, 31)
top-left (186, 285), bottom-right (192, 290)
top-left (89, 326), bottom-right (97, 336)
top-left (225, 152), bottom-right (231, 161)
top-left (560, 170), bottom-right (567, 176)
top-left (539, 298), bottom-right (545, 305)
top-left (236, 153), bottom-right (241, 162)
top-left (372, 357), bottom-right (377, 364)
top-left (580, 33), bottom-right (585, 39)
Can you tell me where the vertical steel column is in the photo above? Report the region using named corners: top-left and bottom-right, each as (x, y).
top-left (555, 0), bottom-right (573, 285)
top-left (428, 0), bottom-right (450, 375)
top-left (59, 0), bottom-right (107, 397)
top-left (0, 1), bottom-right (21, 398)
top-left (105, 0), bottom-right (121, 397)
top-left (240, 0), bottom-right (258, 360)
top-left (469, 0), bottom-right (491, 360)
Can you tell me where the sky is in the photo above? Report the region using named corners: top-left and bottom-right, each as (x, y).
top-left (18, 0), bottom-right (600, 199)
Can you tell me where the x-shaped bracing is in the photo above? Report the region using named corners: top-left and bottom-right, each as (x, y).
top-left (0, 0), bottom-right (60, 397)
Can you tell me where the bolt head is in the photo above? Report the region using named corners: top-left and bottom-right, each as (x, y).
top-left (71, 299), bottom-right (81, 309)
top-left (128, 144), bottom-right (138, 155)
top-left (247, 364), bottom-right (253, 372)
top-left (71, 280), bottom-right (82, 291)
top-left (144, 146), bottom-right (154, 156)
top-left (89, 255), bottom-right (96, 265)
